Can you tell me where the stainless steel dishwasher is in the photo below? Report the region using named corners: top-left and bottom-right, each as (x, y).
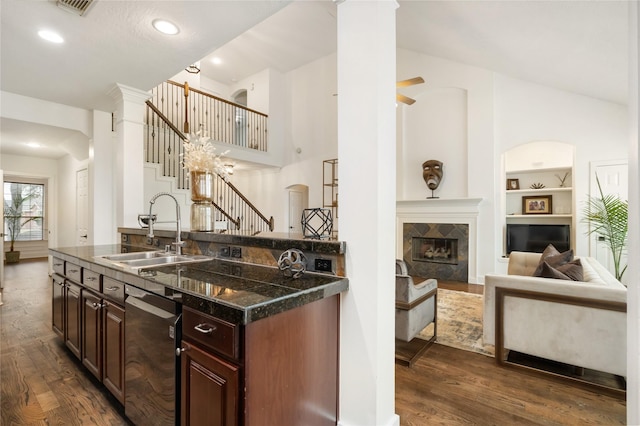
top-left (125, 285), bottom-right (181, 426)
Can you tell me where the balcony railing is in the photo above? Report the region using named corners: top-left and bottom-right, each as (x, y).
top-left (150, 80), bottom-right (268, 151)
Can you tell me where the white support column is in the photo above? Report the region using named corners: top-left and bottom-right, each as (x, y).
top-left (628, 3), bottom-right (639, 424)
top-left (337, 1), bottom-right (399, 426)
top-left (109, 84), bottom-right (149, 228)
top-left (90, 110), bottom-right (117, 244)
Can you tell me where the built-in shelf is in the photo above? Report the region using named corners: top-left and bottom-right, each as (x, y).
top-left (506, 166), bottom-right (573, 217)
top-left (506, 187), bottom-right (572, 195)
top-left (503, 142), bottom-right (576, 256)
top-left (506, 214), bottom-right (573, 219)
top-left (506, 166), bottom-right (573, 174)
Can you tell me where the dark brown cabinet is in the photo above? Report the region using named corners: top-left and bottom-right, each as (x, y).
top-left (103, 301), bottom-right (125, 404)
top-left (51, 260), bottom-right (125, 405)
top-left (64, 281), bottom-right (82, 360)
top-left (52, 273), bottom-right (65, 338)
top-left (181, 341), bottom-right (239, 426)
top-left (180, 296), bottom-right (340, 426)
top-left (80, 286), bottom-right (126, 405)
top-left (82, 290), bottom-right (103, 379)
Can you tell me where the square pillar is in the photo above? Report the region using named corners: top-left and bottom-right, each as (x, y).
top-left (109, 84), bottom-right (150, 228)
top-left (337, 1), bottom-right (399, 425)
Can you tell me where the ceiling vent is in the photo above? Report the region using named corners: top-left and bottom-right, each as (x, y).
top-left (56, 0), bottom-right (95, 16)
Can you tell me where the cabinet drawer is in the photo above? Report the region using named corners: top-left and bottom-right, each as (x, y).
top-left (66, 262), bottom-right (82, 283)
top-left (52, 257), bottom-right (65, 276)
top-left (83, 269), bottom-right (102, 292)
top-left (102, 277), bottom-right (125, 304)
top-left (183, 307), bottom-right (240, 360)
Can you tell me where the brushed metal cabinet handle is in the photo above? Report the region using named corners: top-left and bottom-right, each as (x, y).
top-left (194, 323), bottom-right (216, 334)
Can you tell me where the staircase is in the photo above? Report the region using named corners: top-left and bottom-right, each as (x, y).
top-left (144, 81), bottom-right (274, 233)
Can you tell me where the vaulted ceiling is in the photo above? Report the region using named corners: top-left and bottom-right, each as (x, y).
top-left (0, 0), bottom-right (628, 160)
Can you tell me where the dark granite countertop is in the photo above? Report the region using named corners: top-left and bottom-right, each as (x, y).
top-left (118, 227), bottom-right (346, 255)
top-left (50, 245), bottom-right (348, 325)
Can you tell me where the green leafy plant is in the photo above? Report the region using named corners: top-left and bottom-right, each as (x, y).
top-left (3, 184), bottom-right (40, 253)
top-left (582, 175), bottom-right (628, 281)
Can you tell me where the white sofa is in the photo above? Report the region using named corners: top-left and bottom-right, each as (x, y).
top-left (484, 251), bottom-right (627, 379)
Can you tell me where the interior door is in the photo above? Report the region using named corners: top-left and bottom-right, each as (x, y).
top-left (591, 161), bottom-right (628, 277)
top-left (76, 168), bottom-right (89, 245)
top-left (288, 190), bottom-right (303, 234)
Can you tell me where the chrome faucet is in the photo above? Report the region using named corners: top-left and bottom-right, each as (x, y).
top-left (148, 192), bottom-right (184, 255)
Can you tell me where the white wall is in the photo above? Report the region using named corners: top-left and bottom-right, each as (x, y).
top-left (396, 48), bottom-right (496, 282)
top-left (401, 87), bottom-right (468, 199)
top-left (230, 54), bottom-right (338, 233)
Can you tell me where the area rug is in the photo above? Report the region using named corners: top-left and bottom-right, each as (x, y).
top-left (419, 288), bottom-right (495, 357)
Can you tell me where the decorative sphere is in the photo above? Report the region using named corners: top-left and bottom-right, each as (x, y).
top-left (278, 249), bottom-right (307, 279)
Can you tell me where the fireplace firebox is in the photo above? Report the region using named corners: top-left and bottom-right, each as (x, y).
top-left (412, 237), bottom-right (458, 265)
top-left (402, 222), bottom-right (469, 283)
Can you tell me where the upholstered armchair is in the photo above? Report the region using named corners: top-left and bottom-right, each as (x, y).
top-left (395, 259), bottom-right (437, 367)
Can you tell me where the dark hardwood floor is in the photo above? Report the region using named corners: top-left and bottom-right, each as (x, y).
top-left (1, 260), bottom-right (626, 425)
top-left (1, 259), bottom-right (130, 425)
top-left (437, 279), bottom-right (484, 295)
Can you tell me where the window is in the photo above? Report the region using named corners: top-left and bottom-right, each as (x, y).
top-left (3, 181), bottom-right (45, 242)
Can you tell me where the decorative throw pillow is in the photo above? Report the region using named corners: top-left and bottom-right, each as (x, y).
top-left (532, 244), bottom-right (574, 276)
top-left (555, 258), bottom-right (583, 281)
top-left (538, 261), bottom-right (572, 280)
top-left (537, 259), bottom-right (584, 281)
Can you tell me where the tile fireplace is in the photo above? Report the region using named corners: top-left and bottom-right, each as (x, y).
top-left (396, 198), bottom-right (482, 284)
top-left (403, 223), bottom-right (468, 282)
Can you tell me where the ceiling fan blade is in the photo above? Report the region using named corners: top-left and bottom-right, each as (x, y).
top-left (396, 77), bottom-right (425, 88)
top-left (396, 93), bottom-right (416, 105)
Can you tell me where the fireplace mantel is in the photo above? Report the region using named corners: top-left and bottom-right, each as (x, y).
top-left (396, 198), bottom-right (483, 283)
top-left (396, 198), bottom-right (483, 215)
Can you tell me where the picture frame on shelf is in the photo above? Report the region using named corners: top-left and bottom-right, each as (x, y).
top-left (522, 195), bottom-right (553, 214)
top-left (507, 179), bottom-right (520, 190)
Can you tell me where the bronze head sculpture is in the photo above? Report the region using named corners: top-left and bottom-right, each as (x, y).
top-left (422, 160), bottom-right (443, 191)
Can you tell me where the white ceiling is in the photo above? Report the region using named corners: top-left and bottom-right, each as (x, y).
top-left (0, 0), bottom-right (629, 160)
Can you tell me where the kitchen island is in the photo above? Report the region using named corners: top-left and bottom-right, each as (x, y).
top-left (50, 243), bottom-right (348, 426)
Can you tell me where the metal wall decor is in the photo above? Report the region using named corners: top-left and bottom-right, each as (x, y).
top-left (278, 249), bottom-right (307, 279)
top-left (301, 208), bottom-right (333, 239)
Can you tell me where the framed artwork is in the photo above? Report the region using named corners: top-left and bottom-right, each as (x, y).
top-left (522, 195), bottom-right (552, 214)
top-left (507, 179), bottom-right (520, 190)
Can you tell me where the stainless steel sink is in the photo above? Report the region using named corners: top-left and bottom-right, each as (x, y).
top-left (101, 251), bottom-right (166, 261)
top-left (94, 251), bottom-right (211, 271)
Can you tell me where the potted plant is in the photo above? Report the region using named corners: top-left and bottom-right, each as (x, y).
top-left (582, 174), bottom-right (628, 281)
top-left (3, 184), bottom-right (40, 263)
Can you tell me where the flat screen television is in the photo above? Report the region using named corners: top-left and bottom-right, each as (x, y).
top-left (506, 224), bottom-right (570, 254)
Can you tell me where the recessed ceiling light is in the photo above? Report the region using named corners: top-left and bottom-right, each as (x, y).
top-left (38, 30), bottom-right (64, 43)
top-left (211, 57), bottom-right (222, 65)
top-left (152, 19), bottom-right (179, 35)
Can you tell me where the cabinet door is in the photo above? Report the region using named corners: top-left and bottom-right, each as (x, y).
top-left (64, 281), bottom-right (82, 360)
top-left (181, 341), bottom-right (239, 426)
top-left (52, 274), bottom-right (65, 338)
top-left (82, 290), bottom-right (102, 380)
top-left (103, 301), bottom-right (125, 404)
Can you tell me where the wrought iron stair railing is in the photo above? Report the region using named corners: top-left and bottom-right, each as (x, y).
top-left (144, 96), bottom-right (274, 233)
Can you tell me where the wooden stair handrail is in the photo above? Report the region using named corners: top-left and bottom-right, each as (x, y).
top-left (145, 100), bottom-right (187, 141)
top-left (211, 201), bottom-right (240, 229)
top-left (222, 178), bottom-right (274, 231)
top-left (167, 80), bottom-right (268, 118)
